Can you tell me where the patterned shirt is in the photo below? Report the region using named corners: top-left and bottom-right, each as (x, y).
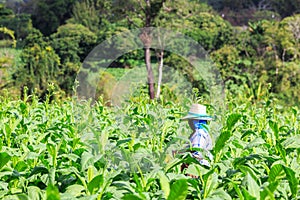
top-left (190, 128), bottom-right (213, 150)
top-left (189, 122), bottom-right (214, 166)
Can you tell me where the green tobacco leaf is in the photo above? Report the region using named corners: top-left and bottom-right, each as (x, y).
top-left (203, 171), bottom-right (218, 198)
top-left (80, 152), bottom-right (94, 171)
top-left (64, 184), bottom-right (85, 197)
top-left (260, 181), bottom-right (279, 200)
top-left (14, 161), bottom-right (27, 172)
top-left (28, 186), bottom-right (42, 200)
top-left (275, 142), bottom-right (286, 163)
top-left (167, 179), bottom-right (188, 200)
top-left (5, 124), bottom-right (11, 136)
top-left (226, 113), bottom-right (242, 131)
top-left (266, 163), bottom-right (296, 197)
top-left (185, 164), bottom-right (203, 177)
top-left (122, 194), bottom-right (143, 200)
top-left (241, 130), bottom-right (257, 139)
top-left (241, 187), bottom-right (257, 200)
top-left (158, 171), bottom-right (170, 198)
top-left (243, 173), bottom-right (260, 199)
top-left (88, 174), bottom-right (103, 195)
top-left (165, 158), bottom-right (182, 172)
top-left (87, 166), bottom-right (95, 183)
top-left (0, 139), bottom-right (2, 151)
top-left (282, 135), bottom-right (300, 149)
top-left (0, 181), bottom-right (8, 191)
top-left (268, 164), bottom-right (284, 182)
top-left (19, 102), bottom-right (27, 114)
top-left (269, 121), bottom-right (279, 139)
top-left (238, 165), bottom-right (258, 182)
top-left (230, 180), bottom-right (244, 200)
top-left (0, 152), bottom-right (11, 169)
top-left (214, 130), bottom-right (231, 154)
top-left (233, 154), bottom-right (262, 167)
top-left (116, 138), bottom-right (132, 146)
top-left (46, 184), bottom-right (60, 200)
top-left (10, 194), bottom-right (28, 200)
top-left (245, 137), bottom-right (265, 149)
top-left (205, 188), bottom-right (232, 200)
top-left (132, 173), bottom-right (143, 193)
top-left (46, 143), bottom-right (56, 157)
top-left (283, 166), bottom-right (298, 198)
top-left (2, 194), bottom-right (24, 200)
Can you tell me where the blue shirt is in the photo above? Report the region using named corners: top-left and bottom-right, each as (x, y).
top-left (188, 120), bottom-right (214, 166)
top-left (190, 128), bottom-right (213, 150)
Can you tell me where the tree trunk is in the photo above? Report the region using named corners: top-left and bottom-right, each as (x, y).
top-left (145, 46), bottom-right (155, 99)
top-left (140, 28), bottom-right (155, 99)
top-left (156, 50), bottom-right (163, 99)
top-left (140, 0), bottom-right (155, 100)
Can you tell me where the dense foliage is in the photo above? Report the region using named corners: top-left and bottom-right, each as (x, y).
top-left (0, 91), bottom-right (299, 199)
top-left (0, 0), bottom-right (299, 104)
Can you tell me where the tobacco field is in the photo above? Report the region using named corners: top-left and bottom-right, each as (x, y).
top-left (0, 91), bottom-right (299, 200)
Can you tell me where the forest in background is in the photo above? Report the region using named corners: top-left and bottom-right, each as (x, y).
top-left (0, 0), bottom-right (299, 105)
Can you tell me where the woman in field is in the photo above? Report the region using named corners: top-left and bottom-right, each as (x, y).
top-left (180, 103), bottom-right (214, 175)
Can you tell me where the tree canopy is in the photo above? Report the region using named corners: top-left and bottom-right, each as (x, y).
top-left (0, 0), bottom-right (299, 105)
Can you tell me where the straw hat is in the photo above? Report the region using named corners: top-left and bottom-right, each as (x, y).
top-left (181, 103), bottom-right (213, 121)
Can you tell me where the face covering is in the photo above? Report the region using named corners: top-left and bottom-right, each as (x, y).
top-left (192, 120), bottom-right (207, 130)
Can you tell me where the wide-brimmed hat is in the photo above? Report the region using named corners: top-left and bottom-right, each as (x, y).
top-left (181, 103), bottom-right (213, 121)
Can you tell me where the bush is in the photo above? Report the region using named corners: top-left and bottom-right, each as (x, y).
top-left (51, 23), bottom-right (97, 63)
top-left (13, 29), bottom-right (61, 99)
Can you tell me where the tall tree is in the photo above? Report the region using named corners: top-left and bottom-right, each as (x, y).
top-left (112, 0), bottom-right (166, 99)
top-left (139, 0), bottom-right (167, 99)
top-left (109, 0), bottom-right (216, 100)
